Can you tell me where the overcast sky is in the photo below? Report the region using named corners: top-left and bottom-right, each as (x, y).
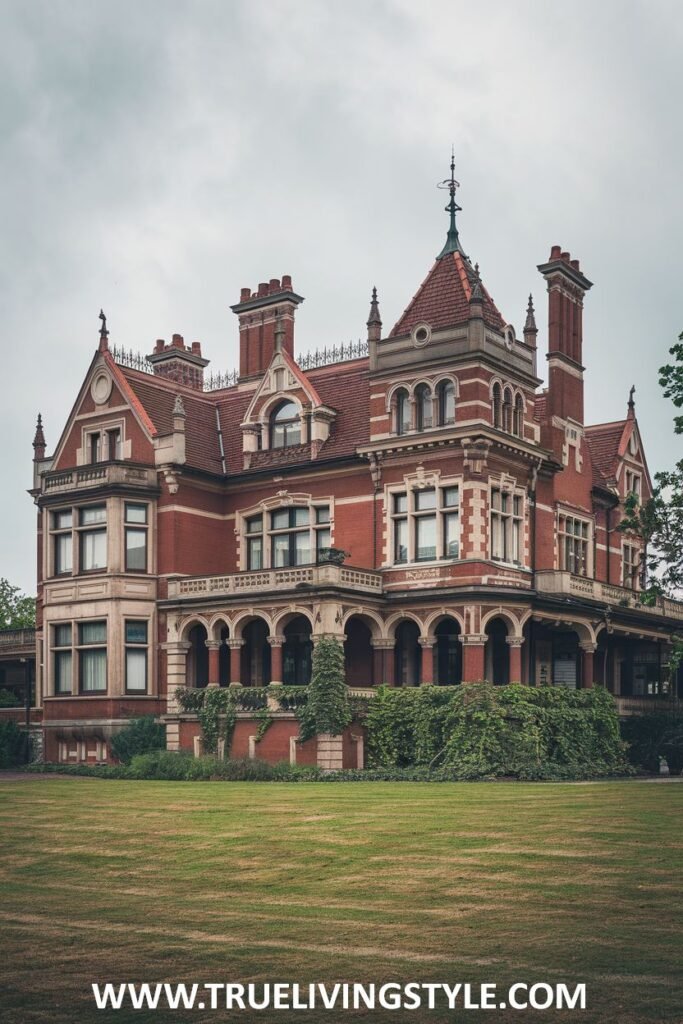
top-left (1, 0), bottom-right (681, 595)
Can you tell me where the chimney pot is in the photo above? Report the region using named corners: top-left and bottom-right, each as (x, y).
top-left (282, 274), bottom-right (292, 290)
top-left (191, 342), bottom-right (201, 355)
top-left (550, 245), bottom-right (562, 259)
top-left (269, 278), bottom-right (280, 293)
top-left (240, 287), bottom-right (251, 302)
top-left (561, 251), bottom-right (570, 261)
top-left (172, 334), bottom-right (184, 349)
top-left (258, 282), bottom-right (268, 297)
top-left (570, 259), bottom-right (580, 270)
top-left (155, 339), bottom-right (164, 353)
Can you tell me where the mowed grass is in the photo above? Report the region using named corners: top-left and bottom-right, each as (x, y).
top-left (0, 779), bottom-right (681, 1024)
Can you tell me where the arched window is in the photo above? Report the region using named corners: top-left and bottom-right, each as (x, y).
top-left (492, 383), bottom-right (502, 429)
top-left (502, 387), bottom-right (513, 433)
top-left (513, 394), bottom-right (524, 437)
top-left (415, 384), bottom-right (433, 430)
top-left (395, 388), bottom-right (410, 435)
top-left (436, 380), bottom-right (456, 426)
top-left (270, 400), bottom-right (300, 449)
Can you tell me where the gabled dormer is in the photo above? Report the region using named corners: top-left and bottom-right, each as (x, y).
top-left (240, 331), bottom-right (336, 468)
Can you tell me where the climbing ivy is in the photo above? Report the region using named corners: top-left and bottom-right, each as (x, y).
top-left (297, 636), bottom-right (351, 741)
top-left (175, 685), bottom-right (310, 755)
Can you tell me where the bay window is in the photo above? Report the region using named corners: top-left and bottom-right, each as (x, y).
top-left (125, 503), bottom-right (148, 572)
top-left (52, 511), bottom-right (73, 575)
top-left (125, 621), bottom-right (148, 692)
top-left (558, 514), bottom-right (590, 576)
top-left (79, 506), bottom-right (107, 572)
top-left (52, 624), bottom-right (73, 695)
top-left (78, 621), bottom-right (107, 693)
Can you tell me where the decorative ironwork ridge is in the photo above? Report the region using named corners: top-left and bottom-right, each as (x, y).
top-left (298, 340), bottom-right (368, 370)
top-left (110, 339), bottom-right (369, 390)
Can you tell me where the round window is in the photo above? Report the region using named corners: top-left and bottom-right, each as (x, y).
top-left (411, 322), bottom-right (432, 348)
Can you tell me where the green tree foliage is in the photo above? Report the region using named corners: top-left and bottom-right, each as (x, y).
top-left (365, 683), bottom-right (628, 780)
top-left (109, 716), bottom-right (166, 764)
top-left (618, 334), bottom-right (683, 675)
top-left (0, 579), bottom-right (35, 630)
top-left (621, 711), bottom-right (683, 775)
top-left (298, 636), bottom-right (351, 741)
top-left (0, 720), bottom-right (28, 767)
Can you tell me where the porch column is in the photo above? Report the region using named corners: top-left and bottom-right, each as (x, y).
top-left (162, 640), bottom-right (192, 750)
top-left (506, 636), bottom-right (524, 683)
top-left (461, 635), bottom-right (486, 683)
top-left (370, 640), bottom-right (394, 686)
top-left (580, 643), bottom-right (597, 688)
top-left (418, 637), bottom-right (435, 685)
top-left (206, 642), bottom-right (221, 687)
top-left (227, 639), bottom-right (244, 686)
top-left (268, 636), bottom-right (285, 685)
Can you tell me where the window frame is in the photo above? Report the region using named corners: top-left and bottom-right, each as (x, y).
top-left (124, 502), bottom-right (149, 573)
top-left (269, 400), bottom-right (301, 449)
top-left (243, 502), bottom-right (332, 570)
top-left (490, 487), bottom-right (524, 566)
top-left (125, 619), bottom-right (149, 693)
top-left (557, 511), bottom-right (592, 578)
top-left (389, 482), bottom-right (461, 566)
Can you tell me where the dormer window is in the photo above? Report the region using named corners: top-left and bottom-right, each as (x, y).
top-left (270, 400), bottom-right (300, 449)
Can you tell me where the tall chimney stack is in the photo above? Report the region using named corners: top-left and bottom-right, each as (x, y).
top-left (231, 276), bottom-right (304, 379)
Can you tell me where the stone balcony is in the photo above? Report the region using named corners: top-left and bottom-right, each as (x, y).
top-left (535, 570), bottom-right (683, 622)
top-left (167, 563), bottom-right (383, 600)
top-left (41, 463), bottom-right (158, 496)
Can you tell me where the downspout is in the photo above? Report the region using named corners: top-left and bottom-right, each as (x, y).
top-left (368, 453), bottom-right (382, 570)
top-left (605, 505), bottom-right (611, 585)
top-left (529, 462), bottom-right (539, 685)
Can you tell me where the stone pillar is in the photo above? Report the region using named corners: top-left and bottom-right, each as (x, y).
top-left (506, 636), bottom-right (524, 683)
top-left (227, 639), bottom-right (244, 686)
top-left (162, 640), bottom-right (191, 750)
top-left (371, 640), bottom-right (393, 686)
top-left (418, 637), bottom-right (435, 685)
top-left (461, 635), bottom-right (486, 683)
top-left (580, 643), bottom-right (596, 688)
top-left (268, 636), bottom-right (285, 685)
top-left (206, 641), bottom-right (221, 687)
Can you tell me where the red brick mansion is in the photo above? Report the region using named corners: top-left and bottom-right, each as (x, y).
top-left (28, 166), bottom-right (683, 763)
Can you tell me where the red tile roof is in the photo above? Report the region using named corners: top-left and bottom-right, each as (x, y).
top-left (391, 251), bottom-right (505, 337)
top-left (585, 421), bottom-right (627, 483)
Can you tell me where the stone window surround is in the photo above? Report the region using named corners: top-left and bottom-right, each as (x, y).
top-left (489, 475), bottom-right (526, 568)
top-left (386, 375), bottom-right (459, 436)
top-left (76, 416), bottom-right (132, 467)
top-left (235, 492), bottom-right (335, 572)
top-left (46, 497), bottom-right (154, 580)
top-left (555, 505), bottom-right (594, 578)
top-left (385, 469), bottom-right (462, 567)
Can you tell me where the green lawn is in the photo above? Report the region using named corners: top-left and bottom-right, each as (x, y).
top-left (0, 778), bottom-right (681, 1023)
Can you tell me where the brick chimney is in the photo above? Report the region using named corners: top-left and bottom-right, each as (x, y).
top-left (537, 246), bottom-right (593, 424)
top-left (231, 276), bottom-right (304, 379)
top-left (147, 335), bottom-right (209, 390)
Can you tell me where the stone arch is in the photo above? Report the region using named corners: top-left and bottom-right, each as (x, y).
top-left (433, 373), bottom-right (460, 397)
top-left (271, 606), bottom-right (316, 636)
top-left (423, 608), bottom-right (466, 638)
top-left (343, 613), bottom-right (377, 687)
top-left (341, 608), bottom-right (384, 640)
top-left (208, 613), bottom-right (232, 642)
top-left (231, 609), bottom-right (274, 640)
top-left (178, 614), bottom-right (211, 643)
top-left (385, 381), bottom-right (412, 412)
top-left (258, 390), bottom-right (304, 426)
top-left (384, 610), bottom-right (425, 639)
top-left (480, 607), bottom-right (523, 638)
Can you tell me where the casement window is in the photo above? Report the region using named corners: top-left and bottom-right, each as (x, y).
top-left (270, 400), bottom-right (301, 449)
top-left (52, 510), bottom-right (73, 575)
top-left (558, 514), bottom-right (590, 577)
top-left (625, 470), bottom-right (642, 501)
top-left (52, 624), bottom-right (73, 695)
top-left (244, 504), bottom-right (331, 570)
top-left (124, 503), bottom-right (148, 572)
top-left (125, 621), bottom-right (148, 692)
top-left (79, 506), bottom-right (107, 572)
top-left (86, 425), bottom-right (123, 464)
top-left (622, 542), bottom-right (640, 590)
top-left (78, 621), bottom-right (107, 693)
top-left (391, 485), bottom-right (460, 565)
top-left (513, 394), bottom-right (524, 437)
top-left (490, 488), bottom-right (523, 564)
top-left (492, 383), bottom-right (502, 428)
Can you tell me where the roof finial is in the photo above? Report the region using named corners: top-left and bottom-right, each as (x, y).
top-left (437, 147), bottom-right (466, 260)
top-left (628, 384), bottom-right (636, 417)
top-left (98, 309), bottom-right (109, 352)
top-left (470, 263), bottom-right (483, 302)
top-left (33, 412), bottom-right (46, 459)
top-left (367, 286), bottom-right (382, 342)
top-left (524, 294), bottom-right (537, 332)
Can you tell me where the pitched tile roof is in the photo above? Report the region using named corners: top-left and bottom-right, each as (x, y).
top-left (391, 251), bottom-right (505, 337)
top-left (585, 421), bottom-right (627, 484)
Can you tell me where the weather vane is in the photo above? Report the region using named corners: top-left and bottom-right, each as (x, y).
top-left (436, 147), bottom-right (466, 259)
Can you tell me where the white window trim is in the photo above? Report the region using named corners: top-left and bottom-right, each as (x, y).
top-left (489, 478), bottom-right (525, 567)
top-left (556, 507), bottom-right (594, 578)
top-left (236, 494), bottom-right (334, 571)
top-left (385, 472), bottom-right (462, 567)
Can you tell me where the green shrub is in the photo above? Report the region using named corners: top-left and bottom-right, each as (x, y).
top-left (298, 636), bottom-right (351, 741)
top-left (622, 711), bottom-right (683, 774)
top-left (0, 688), bottom-right (21, 708)
top-left (365, 683), bottom-right (629, 780)
top-left (110, 716), bottom-right (166, 764)
top-left (0, 720), bottom-right (27, 767)
top-left (128, 750), bottom-right (194, 780)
